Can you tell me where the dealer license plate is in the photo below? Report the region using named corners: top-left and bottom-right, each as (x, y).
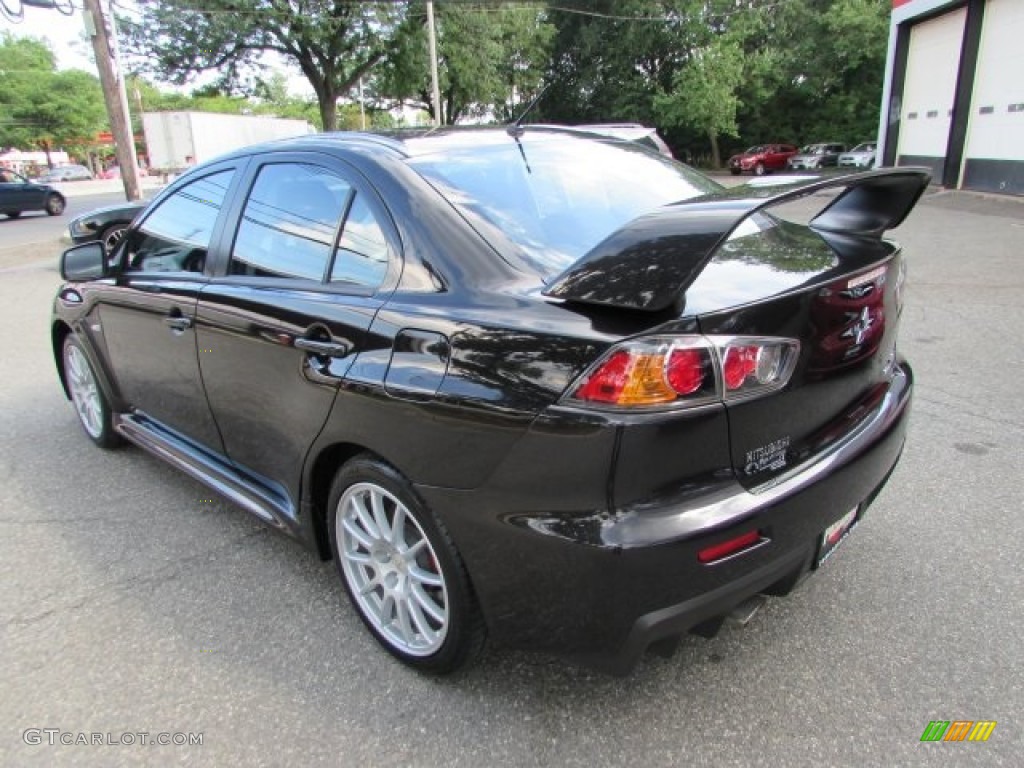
top-left (816, 506), bottom-right (860, 568)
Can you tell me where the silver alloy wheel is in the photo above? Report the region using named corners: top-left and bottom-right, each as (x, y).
top-left (336, 482), bottom-right (449, 656)
top-left (65, 343), bottom-right (103, 439)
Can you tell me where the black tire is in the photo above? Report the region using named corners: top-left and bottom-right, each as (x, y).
top-left (327, 455), bottom-right (484, 673)
top-left (45, 193), bottom-right (66, 216)
top-left (5, 211), bottom-right (21, 219)
top-left (729, 168), bottom-right (741, 176)
top-left (754, 162), bottom-right (766, 176)
top-left (99, 223), bottom-right (128, 254)
top-left (62, 335), bottom-right (121, 449)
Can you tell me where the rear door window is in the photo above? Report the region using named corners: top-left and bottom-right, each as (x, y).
top-left (230, 163), bottom-right (351, 281)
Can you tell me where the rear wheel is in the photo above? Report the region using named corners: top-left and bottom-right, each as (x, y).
top-left (62, 335), bottom-right (121, 448)
top-left (45, 193), bottom-right (65, 216)
top-left (328, 456), bottom-right (484, 673)
top-left (5, 211), bottom-right (21, 219)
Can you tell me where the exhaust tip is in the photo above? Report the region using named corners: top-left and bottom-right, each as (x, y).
top-left (725, 595), bottom-right (768, 627)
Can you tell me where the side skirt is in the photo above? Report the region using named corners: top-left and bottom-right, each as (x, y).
top-left (114, 412), bottom-right (299, 538)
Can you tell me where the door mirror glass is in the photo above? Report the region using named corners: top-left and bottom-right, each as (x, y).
top-left (61, 242), bottom-right (107, 281)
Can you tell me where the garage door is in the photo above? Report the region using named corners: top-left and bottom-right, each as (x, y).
top-left (896, 7), bottom-right (966, 180)
top-left (960, 0), bottom-right (1024, 195)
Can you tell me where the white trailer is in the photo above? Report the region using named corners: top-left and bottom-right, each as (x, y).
top-left (142, 111), bottom-right (314, 173)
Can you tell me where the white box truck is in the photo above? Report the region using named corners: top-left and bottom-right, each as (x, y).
top-left (142, 111), bottom-right (315, 174)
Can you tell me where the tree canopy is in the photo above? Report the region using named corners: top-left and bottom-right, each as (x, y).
top-left (5, 1), bottom-right (893, 167)
top-left (375, 2), bottom-right (554, 125)
top-left (0, 34), bottom-right (106, 166)
top-left (121, 0), bottom-right (413, 131)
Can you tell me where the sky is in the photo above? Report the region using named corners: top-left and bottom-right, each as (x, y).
top-left (1, 3), bottom-right (96, 71)
top-left (0, 2), bottom-right (313, 96)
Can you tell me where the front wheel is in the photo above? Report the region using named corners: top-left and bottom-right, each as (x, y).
top-left (100, 223), bottom-right (128, 254)
top-left (328, 456), bottom-right (484, 673)
top-left (729, 168), bottom-right (741, 176)
top-left (754, 162), bottom-right (766, 176)
top-left (45, 193), bottom-right (66, 216)
top-left (63, 335), bottom-right (121, 448)
top-left (5, 211), bottom-right (21, 219)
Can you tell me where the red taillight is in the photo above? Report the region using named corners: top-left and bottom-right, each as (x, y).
top-left (698, 530), bottom-right (763, 564)
top-left (573, 350), bottom-right (632, 404)
top-left (666, 347), bottom-right (705, 395)
top-left (568, 339), bottom-right (715, 408)
top-left (564, 335), bottom-right (799, 411)
top-left (723, 345), bottom-right (758, 390)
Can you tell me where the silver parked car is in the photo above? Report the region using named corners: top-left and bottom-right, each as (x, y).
top-left (787, 143), bottom-right (846, 170)
top-left (838, 142), bottom-right (878, 169)
top-left (33, 164), bottom-right (94, 183)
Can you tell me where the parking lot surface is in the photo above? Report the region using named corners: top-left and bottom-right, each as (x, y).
top-left (1, 187), bottom-right (1021, 767)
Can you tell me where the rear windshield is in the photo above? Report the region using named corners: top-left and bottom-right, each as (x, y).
top-left (408, 137), bottom-right (720, 277)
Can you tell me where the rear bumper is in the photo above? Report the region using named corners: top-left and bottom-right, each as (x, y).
top-left (417, 362), bottom-right (912, 673)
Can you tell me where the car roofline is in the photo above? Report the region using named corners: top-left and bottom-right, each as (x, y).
top-left (209, 123), bottom-right (654, 164)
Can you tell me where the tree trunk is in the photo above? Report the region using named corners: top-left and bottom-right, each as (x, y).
top-left (708, 129), bottom-right (722, 169)
top-left (41, 140), bottom-right (53, 169)
top-left (319, 90), bottom-right (338, 132)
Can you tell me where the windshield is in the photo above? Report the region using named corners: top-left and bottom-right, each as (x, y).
top-left (851, 143), bottom-right (876, 153)
top-left (745, 146), bottom-right (764, 154)
top-left (801, 145), bottom-right (825, 155)
top-left (408, 137), bottom-right (720, 277)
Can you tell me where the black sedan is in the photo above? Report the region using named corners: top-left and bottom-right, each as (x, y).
top-left (66, 201), bottom-right (145, 252)
top-left (52, 128), bottom-right (928, 674)
top-left (0, 169), bottom-right (66, 218)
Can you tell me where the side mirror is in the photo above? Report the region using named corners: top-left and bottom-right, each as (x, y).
top-left (60, 242), bottom-right (107, 281)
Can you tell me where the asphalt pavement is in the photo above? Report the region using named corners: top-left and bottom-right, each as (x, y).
top-left (0, 183), bottom-right (1021, 767)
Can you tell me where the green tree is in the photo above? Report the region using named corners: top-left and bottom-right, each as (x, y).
top-left (729, 0), bottom-right (889, 150)
top-left (375, 2), bottom-right (553, 125)
top-left (120, 1), bottom-right (414, 131)
top-left (654, 37), bottom-right (743, 167)
top-left (0, 34), bottom-right (106, 167)
top-left (539, 0), bottom-right (684, 126)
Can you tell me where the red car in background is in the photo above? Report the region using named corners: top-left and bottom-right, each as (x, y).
top-left (729, 144), bottom-right (799, 176)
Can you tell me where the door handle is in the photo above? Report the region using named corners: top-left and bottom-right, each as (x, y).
top-left (164, 315), bottom-right (193, 332)
top-left (294, 338), bottom-right (349, 358)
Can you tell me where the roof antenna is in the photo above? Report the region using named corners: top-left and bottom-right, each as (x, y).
top-left (507, 83), bottom-right (551, 137)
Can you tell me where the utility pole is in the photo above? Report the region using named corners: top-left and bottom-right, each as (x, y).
top-left (82, 0), bottom-right (143, 201)
top-left (426, 1), bottom-right (442, 127)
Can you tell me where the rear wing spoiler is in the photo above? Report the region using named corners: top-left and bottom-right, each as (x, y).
top-left (542, 168), bottom-right (932, 313)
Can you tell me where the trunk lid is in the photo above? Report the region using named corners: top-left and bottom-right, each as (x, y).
top-left (689, 220), bottom-right (905, 489)
top-left (545, 169), bottom-right (929, 489)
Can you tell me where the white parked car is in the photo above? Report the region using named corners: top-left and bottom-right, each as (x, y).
top-left (838, 143), bottom-right (878, 169)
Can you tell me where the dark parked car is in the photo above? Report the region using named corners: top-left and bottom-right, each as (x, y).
top-left (787, 143), bottom-right (846, 170)
top-left (52, 128), bottom-right (929, 674)
top-left (728, 144), bottom-right (798, 175)
top-left (0, 169), bottom-right (66, 218)
top-left (66, 201), bottom-right (145, 252)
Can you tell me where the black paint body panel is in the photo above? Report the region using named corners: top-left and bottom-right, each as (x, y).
top-left (50, 129), bottom-right (920, 672)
